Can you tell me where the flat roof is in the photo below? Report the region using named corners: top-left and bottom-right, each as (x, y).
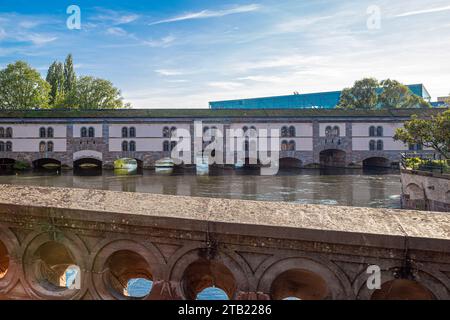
top-left (0, 108), bottom-right (446, 119)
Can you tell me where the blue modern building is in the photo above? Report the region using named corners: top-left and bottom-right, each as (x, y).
top-left (209, 84), bottom-right (432, 109)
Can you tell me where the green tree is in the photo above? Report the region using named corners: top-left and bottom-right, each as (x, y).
top-left (46, 61), bottom-right (65, 107)
top-left (379, 79), bottom-right (430, 109)
top-left (64, 54), bottom-right (76, 94)
top-left (73, 76), bottom-right (127, 109)
top-left (394, 110), bottom-right (450, 159)
top-left (0, 61), bottom-right (50, 110)
top-left (337, 78), bottom-right (379, 109)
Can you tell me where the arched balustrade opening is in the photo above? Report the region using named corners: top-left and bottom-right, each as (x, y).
top-left (270, 269), bottom-right (329, 300)
top-left (182, 259), bottom-right (236, 300)
top-left (104, 250), bottom-right (153, 299)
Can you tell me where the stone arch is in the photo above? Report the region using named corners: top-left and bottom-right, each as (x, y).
top-left (371, 279), bottom-right (434, 300)
top-left (0, 158), bottom-right (16, 170)
top-left (22, 231), bottom-right (89, 300)
top-left (0, 227), bottom-right (20, 294)
top-left (279, 157), bottom-right (302, 169)
top-left (32, 158), bottom-right (61, 169)
top-left (406, 183), bottom-right (424, 200)
top-left (257, 257), bottom-right (350, 300)
top-left (73, 150), bottom-right (102, 162)
top-left (91, 239), bottom-right (164, 300)
top-left (319, 149), bottom-right (346, 167)
top-left (169, 248), bottom-right (250, 300)
top-left (362, 157), bottom-right (391, 168)
top-left (355, 267), bottom-right (449, 300)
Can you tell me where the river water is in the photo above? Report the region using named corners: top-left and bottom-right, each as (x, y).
top-left (0, 167), bottom-right (401, 209)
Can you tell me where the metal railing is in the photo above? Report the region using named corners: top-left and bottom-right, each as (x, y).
top-left (401, 152), bottom-right (449, 174)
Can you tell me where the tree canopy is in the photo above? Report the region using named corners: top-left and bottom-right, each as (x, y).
top-left (394, 110), bottom-right (450, 159)
top-left (0, 54), bottom-right (129, 110)
top-left (337, 78), bottom-right (431, 109)
top-left (73, 76), bottom-right (127, 109)
top-left (0, 61), bottom-right (50, 110)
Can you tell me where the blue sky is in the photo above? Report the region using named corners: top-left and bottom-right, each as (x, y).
top-left (0, 0), bottom-right (449, 108)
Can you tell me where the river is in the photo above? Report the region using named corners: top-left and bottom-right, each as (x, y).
top-left (0, 167), bottom-right (401, 209)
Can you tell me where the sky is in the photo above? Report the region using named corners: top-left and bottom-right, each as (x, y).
top-left (0, 0), bottom-right (449, 108)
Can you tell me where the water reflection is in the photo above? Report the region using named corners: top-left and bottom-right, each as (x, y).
top-left (0, 167), bottom-right (401, 209)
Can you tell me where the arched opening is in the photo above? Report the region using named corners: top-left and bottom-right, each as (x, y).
top-left (319, 149), bottom-right (346, 167)
top-left (371, 279), bottom-right (434, 300)
top-left (363, 157), bottom-right (391, 168)
top-left (279, 157), bottom-right (302, 169)
top-left (73, 158), bottom-right (102, 169)
top-left (33, 158), bottom-right (61, 169)
top-left (104, 250), bottom-right (153, 299)
top-left (0, 240), bottom-right (9, 279)
top-left (32, 241), bottom-right (80, 291)
top-left (0, 158), bottom-right (16, 170)
top-left (406, 183), bottom-right (424, 200)
top-left (270, 269), bottom-right (329, 300)
top-left (182, 259), bottom-right (236, 300)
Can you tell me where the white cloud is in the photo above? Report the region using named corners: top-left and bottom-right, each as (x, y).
top-left (149, 4), bottom-right (261, 25)
top-left (106, 27), bottom-right (128, 36)
top-left (395, 5), bottom-right (450, 17)
top-left (21, 33), bottom-right (58, 45)
top-left (94, 9), bottom-right (139, 25)
top-left (208, 81), bottom-right (244, 90)
top-left (237, 75), bottom-right (284, 83)
top-left (155, 69), bottom-right (185, 76)
top-left (142, 35), bottom-right (176, 47)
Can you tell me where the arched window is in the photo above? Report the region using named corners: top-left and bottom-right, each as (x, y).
top-left (47, 141), bottom-right (54, 152)
top-left (39, 127), bottom-right (46, 138)
top-left (47, 127), bottom-right (54, 138)
top-left (162, 127), bottom-right (170, 138)
top-left (39, 141), bottom-right (46, 152)
top-left (242, 126), bottom-right (248, 134)
top-left (0, 128), bottom-right (4, 138)
top-left (325, 126), bottom-right (332, 137)
top-left (289, 140), bottom-right (296, 151)
top-left (122, 127), bottom-right (128, 138)
top-left (281, 140), bottom-right (289, 151)
top-left (5, 127), bottom-right (12, 138)
top-left (289, 126), bottom-right (296, 137)
top-left (129, 141), bottom-right (136, 152)
top-left (122, 140), bottom-right (128, 152)
top-left (163, 141), bottom-right (170, 152)
top-left (170, 141), bottom-right (177, 151)
top-left (81, 127), bottom-right (87, 137)
top-left (369, 126), bottom-right (375, 137)
top-left (88, 127), bottom-right (95, 138)
top-left (249, 126), bottom-right (257, 138)
top-left (376, 126), bottom-right (383, 137)
top-left (5, 141), bottom-right (12, 152)
top-left (129, 127), bottom-right (136, 138)
top-left (170, 127), bottom-right (177, 137)
top-left (0, 142), bottom-right (4, 152)
top-left (332, 126), bottom-right (340, 137)
top-left (377, 140), bottom-right (383, 151)
top-left (369, 140), bottom-right (376, 151)
top-left (281, 126), bottom-right (288, 138)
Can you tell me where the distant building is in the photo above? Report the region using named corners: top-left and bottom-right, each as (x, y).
top-left (209, 84), bottom-right (432, 109)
